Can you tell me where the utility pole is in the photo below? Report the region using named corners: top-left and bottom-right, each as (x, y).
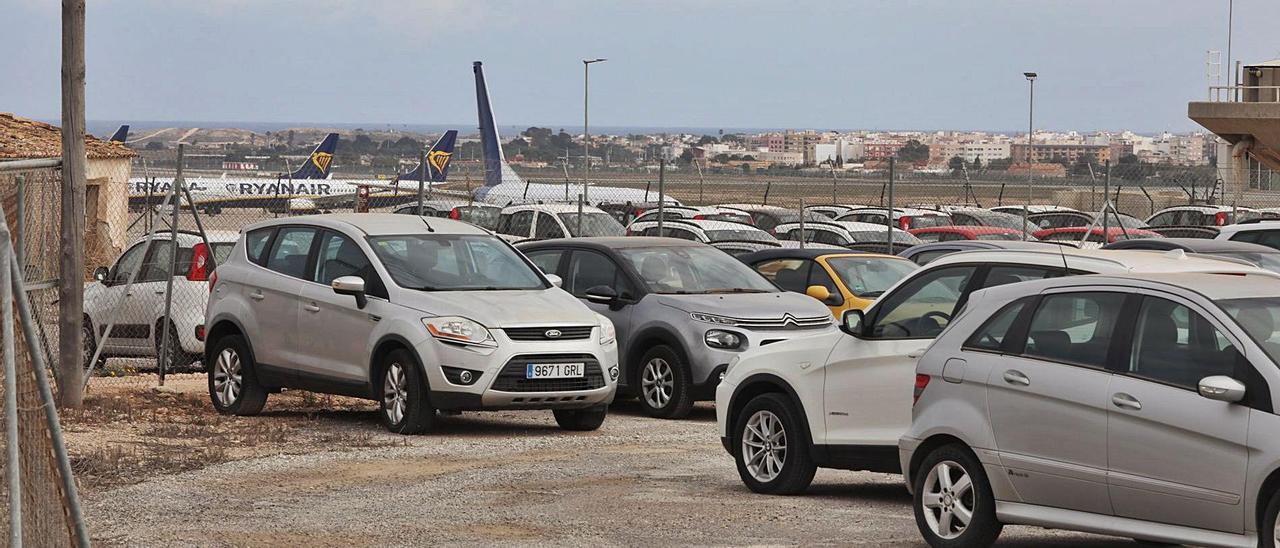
top-left (583, 58), bottom-right (606, 205)
top-left (1023, 72), bottom-right (1037, 241)
top-left (59, 0), bottom-right (87, 407)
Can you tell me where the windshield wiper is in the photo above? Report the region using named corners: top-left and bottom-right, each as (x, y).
top-left (704, 288), bottom-right (770, 294)
top-left (861, 290), bottom-right (886, 298)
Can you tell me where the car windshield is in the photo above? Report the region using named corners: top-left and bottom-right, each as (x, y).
top-left (908, 215), bottom-right (952, 229)
top-left (705, 229), bottom-right (775, 243)
top-left (703, 212), bottom-right (755, 225)
top-left (457, 206), bottom-right (501, 230)
top-left (618, 245), bottom-right (777, 294)
top-left (976, 212), bottom-right (1038, 233)
top-left (1221, 297), bottom-right (1280, 364)
top-left (558, 212), bottom-right (625, 237)
top-left (825, 257), bottom-right (917, 298)
top-left (367, 234), bottom-right (545, 291)
top-left (1211, 252), bottom-right (1280, 274)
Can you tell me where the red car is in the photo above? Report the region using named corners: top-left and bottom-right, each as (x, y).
top-left (1032, 226), bottom-right (1163, 244)
top-left (909, 225), bottom-right (1027, 242)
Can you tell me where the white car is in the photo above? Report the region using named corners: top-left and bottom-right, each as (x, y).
top-left (84, 230), bottom-right (239, 369)
top-left (715, 247), bottom-right (1278, 494)
top-left (494, 203), bottom-right (626, 242)
top-left (836, 207), bottom-right (953, 230)
top-left (1217, 220), bottom-right (1280, 251)
top-left (631, 205), bottom-right (756, 226)
top-left (1145, 204), bottom-right (1260, 228)
top-left (625, 218), bottom-right (776, 244)
top-left (774, 219), bottom-right (922, 248)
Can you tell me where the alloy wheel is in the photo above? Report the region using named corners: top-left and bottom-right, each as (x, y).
top-left (212, 348), bottom-right (242, 406)
top-left (921, 460), bottom-right (975, 540)
top-left (383, 362), bottom-right (408, 425)
top-left (741, 410), bottom-right (787, 482)
top-left (641, 358), bottom-right (673, 410)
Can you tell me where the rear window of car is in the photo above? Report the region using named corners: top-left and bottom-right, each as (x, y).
top-left (245, 228), bottom-right (274, 265)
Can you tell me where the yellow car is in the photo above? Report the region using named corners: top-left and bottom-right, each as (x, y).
top-left (738, 248), bottom-right (919, 317)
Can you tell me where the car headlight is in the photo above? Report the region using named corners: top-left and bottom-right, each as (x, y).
top-left (691, 312), bottom-right (738, 326)
top-left (596, 313), bottom-right (616, 345)
top-left (705, 329), bottom-right (743, 349)
top-left (422, 316), bottom-right (496, 348)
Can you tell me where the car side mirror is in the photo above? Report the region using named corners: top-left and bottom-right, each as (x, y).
top-left (331, 275), bottom-right (367, 309)
top-left (840, 309), bottom-right (865, 336)
top-left (584, 285), bottom-right (618, 304)
top-left (806, 285), bottom-right (844, 306)
top-left (93, 266), bottom-right (110, 283)
top-left (1198, 375), bottom-right (1246, 403)
top-left (545, 273), bottom-right (563, 288)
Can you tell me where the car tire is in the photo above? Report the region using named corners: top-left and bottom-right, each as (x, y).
top-left (553, 405), bottom-right (608, 431)
top-left (82, 319), bottom-right (106, 372)
top-left (733, 392), bottom-right (816, 495)
top-left (637, 345), bottom-right (694, 419)
top-left (156, 322), bottom-right (198, 371)
top-left (207, 334), bottom-right (268, 416)
top-left (379, 349), bottom-right (436, 435)
top-left (1262, 487), bottom-right (1280, 548)
top-left (912, 443), bottom-right (1003, 548)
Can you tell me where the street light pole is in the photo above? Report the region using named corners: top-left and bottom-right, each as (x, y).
top-left (1023, 71), bottom-right (1037, 240)
top-left (583, 58), bottom-right (607, 205)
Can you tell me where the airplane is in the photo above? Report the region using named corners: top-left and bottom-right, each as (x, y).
top-left (469, 61), bottom-right (678, 207)
top-left (128, 130), bottom-right (459, 213)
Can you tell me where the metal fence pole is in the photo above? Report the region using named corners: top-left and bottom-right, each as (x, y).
top-left (657, 158), bottom-right (666, 237)
top-left (157, 144), bottom-right (184, 385)
top-left (2, 229), bottom-right (22, 547)
top-left (15, 174), bottom-right (25, 271)
top-left (417, 148), bottom-right (426, 216)
top-left (799, 197), bottom-right (806, 250)
top-left (1103, 160), bottom-right (1111, 237)
top-left (887, 158), bottom-right (896, 254)
top-left (576, 193), bottom-right (584, 236)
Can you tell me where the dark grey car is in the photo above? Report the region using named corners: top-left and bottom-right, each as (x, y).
top-left (518, 237), bottom-right (834, 419)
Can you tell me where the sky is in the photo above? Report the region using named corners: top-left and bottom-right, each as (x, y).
top-left (3, 0), bottom-right (1279, 133)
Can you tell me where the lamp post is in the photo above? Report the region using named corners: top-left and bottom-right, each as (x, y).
top-left (583, 58), bottom-right (607, 205)
top-left (1023, 71), bottom-right (1037, 240)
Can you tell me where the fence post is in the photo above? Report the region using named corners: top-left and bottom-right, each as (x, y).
top-left (15, 174), bottom-right (24, 271)
top-left (799, 197), bottom-right (806, 250)
top-left (2, 227), bottom-right (22, 547)
top-left (58, 0), bottom-right (88, 407)
top-left (157, 144), bottom-right (185, 385)
top-left (657, 158), bottom-right (666, 237)
top-left (576, 193), bottom-right (584, 236)
top-left (887, 158), bottom-right (896, 254)
top-left (417, 148), bottom-right (426, 215)
top-left (1103, 159), bottom-right (1111, 237)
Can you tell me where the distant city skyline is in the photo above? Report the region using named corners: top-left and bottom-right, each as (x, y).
top-left (6, 0), bottom-right (1280, 132)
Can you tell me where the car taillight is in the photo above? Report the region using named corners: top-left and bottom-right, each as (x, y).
top-left (208, 270), bottom-right (218, 293)
top-left (449, 207), bottom-right (461, 219)
top-left (634, 208), bottom-right (645, 218)
top-left (188, 243), bottom-right (211, 281)
top-left (913, 374), bottom-right (930, 405)
top-left (1216, 211), bottom-right (1228, 226)
top-left (693, 214), bottom-right (706, 220)
top-left (899, 216), bottom-right (912, 230)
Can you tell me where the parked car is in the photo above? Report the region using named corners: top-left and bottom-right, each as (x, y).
top-left (803, 204), bottom-right (871, 219)
top-left (203, 214), bottom-right (619, 433)
top-left (715, 204), bottom-right (826, 233)
top-left (631, 205), bottom-right (755, 226)
top-left (625, 219), bottom-right (777, 244)
top-left (715, 247), bottom-right (1273, 495)
top-left (494, 203), bottom-right (626, 242)
top-left (908, 226), bottom-right (1027, 243)
top-left (597, 201), bottom-right (670, 226)
top-left (902, 272), bottom-right (1280, 547)
top-left (1217, 219), bottom-right (1280, 251)
top-left (1028, 209), bottom-right (1148, 231)
top-left (989, 204), bottom-right (1080, 216)
top-left (517, 237), bottom-right (833, 419)
top-left (1033, 226), bottom-right (1162, 246)
top-left (84, 230), bottom-right (239, 370)
top-left (1104, 237), bottom-right (1280, 273)
top-left (737, 248), bottom-right (917, 317)
top-left (392, 201), bottom-right (502, 230)
top-left (712, 240), bottom-right (845, 257)
top-left (942, 207), bottom-right (1038, 233)
top-left (1145, 204), bottom-right (1259, 227)
top-left (837, 207), bottom-right (953, 230)
top-left (774, 220), bottom-right (922, 248)
top-left (898, 240), bottom-right (1058, 266)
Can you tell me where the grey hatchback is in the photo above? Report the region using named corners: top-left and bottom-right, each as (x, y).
top-left (901, 272), bottom-right (1280, 547)
top-left (518, 237), bottom-right (834, 419)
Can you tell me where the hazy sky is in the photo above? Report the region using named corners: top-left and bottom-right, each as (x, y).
top-left (4, 0), bottom-right (1279, 132)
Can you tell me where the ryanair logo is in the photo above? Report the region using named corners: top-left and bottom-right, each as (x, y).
top-left (428, 150), bottom-right (453, 174)
top-left (311, 151), bottom-right (333, 173)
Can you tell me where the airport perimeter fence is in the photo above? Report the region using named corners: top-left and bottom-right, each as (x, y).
top-left (70, 150), bottom-right (1280, 389)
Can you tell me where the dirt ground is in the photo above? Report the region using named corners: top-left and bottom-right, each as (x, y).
top-left (68, 376), bottom-right (1133, 547)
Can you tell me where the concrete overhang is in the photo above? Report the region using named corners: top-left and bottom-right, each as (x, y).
top-left (1188, 101), bottom-right (1280, 170)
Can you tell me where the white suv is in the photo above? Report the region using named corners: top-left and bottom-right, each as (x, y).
top-left (715, 247), bottom-right (1276, 494)
top-left (203, 214), bottom-right (619, 433)
top-left (84, 230), bottom-right (238, 370)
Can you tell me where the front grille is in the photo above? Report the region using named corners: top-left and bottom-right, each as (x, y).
top-left (490, 354), bottom-right (606, 392)
top-left (503, 326), bottom-right (594, 341)
top-left (730, 314), bottom-right (832, 330)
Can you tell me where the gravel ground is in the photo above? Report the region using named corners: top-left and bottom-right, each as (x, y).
top-left (74, 380), bottom-right (1140, 548)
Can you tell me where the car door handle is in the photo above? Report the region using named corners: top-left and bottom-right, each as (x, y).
top-left (1002, 370), bottom-right (1030, 386)
top-left (154, 289), bottom-right (165, 295)
top-left (249, 291), bottom-right (265, 301)
top-left (1112, 393), bottom-right (1142, 411)
top-left (304, 302), bottom-right (320, 313)
top-left (907, 348), bottom-right (928, 359)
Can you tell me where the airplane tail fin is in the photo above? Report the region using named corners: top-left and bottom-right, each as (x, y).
top-left (396, 130), bottom-right (458, 183)
top-left (109, 124), bottom-right (129, 143)
top-left (473, 61), bottom-right (523, 187)
top-left (288, 133), bottom-right (339, 179)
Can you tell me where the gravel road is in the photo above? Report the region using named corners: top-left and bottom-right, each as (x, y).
top-left (83, 399), bottom-right (1135, 547)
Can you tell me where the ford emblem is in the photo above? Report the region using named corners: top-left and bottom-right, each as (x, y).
top-left (545, 329), bottom-right (562, 339)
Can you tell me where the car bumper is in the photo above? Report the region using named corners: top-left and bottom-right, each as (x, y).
top-left (714, 376), bottom-right (737, 455)
top-left (899, 435), bottom-right (922, 494)
top-left (415, 334), bottom-right (619, 412)
top-left (686, 326), bottom-right (834, 387)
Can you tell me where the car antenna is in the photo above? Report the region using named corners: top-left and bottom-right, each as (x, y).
top-left (1057, 239), bottom-right (1069, 275)
top-left (420, 217), bottom-right (435, 233)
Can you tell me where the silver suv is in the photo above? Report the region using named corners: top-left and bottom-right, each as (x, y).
top-left (517, 237), bottom-right (834, 419)
top-left (203, 214), bottom-right (619, 434)
top-left (902, 272), bottom-right (1280, 547)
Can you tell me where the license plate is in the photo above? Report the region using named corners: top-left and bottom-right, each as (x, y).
top-left (526, 362), bottom-right (585, 379)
